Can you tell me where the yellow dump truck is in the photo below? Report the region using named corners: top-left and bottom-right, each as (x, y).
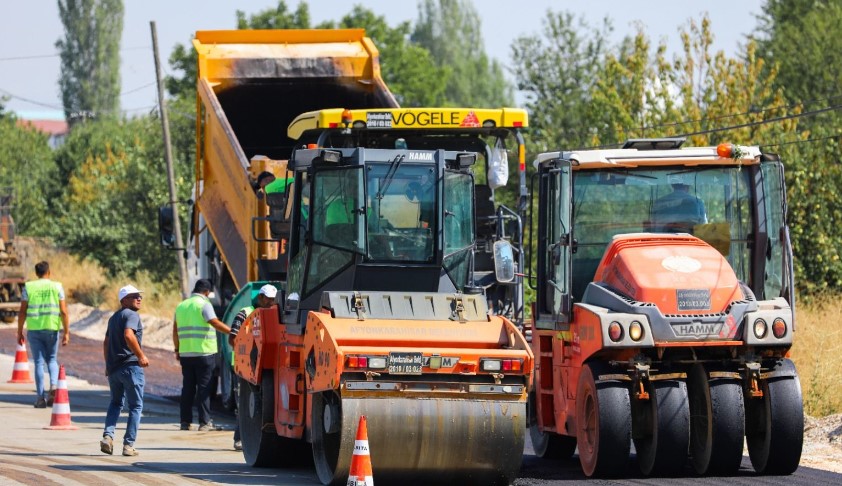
top-left (158, 29), bottom-right (399, 408)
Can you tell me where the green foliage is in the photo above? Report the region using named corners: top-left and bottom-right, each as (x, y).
top-left (412, 0), bottom-right (513, 107)
top-left (56, 0), bottom-right (124, 125)
top-left (0, 118), bottom-right (55, 234)
top-left (510, 11), bottom-right (612, 152)
top-left (327, 6), bottom-right (449, 106)
top-left (753, 0), bottom-right (842, 295)
top-left (236, 1), bottom-right (311, 29)
top-left (51, 117), bottom-right (192, 280)
top-left (165, 42), bottom-right (197, 100)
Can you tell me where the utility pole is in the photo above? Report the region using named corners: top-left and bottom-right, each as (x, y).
top-left (150, 21), bottom-right (189, 299)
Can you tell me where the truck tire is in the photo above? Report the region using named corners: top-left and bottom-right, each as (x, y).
top-left (528, 390), bottom-right (577, 459)
top-left (576, 363), bottom-right (631, 478)
top-left (688, 364), bottom-right (744, 475)
top-left (746, 359), bottom-right (803, 475)
top-left (633, 379), bottom-right (690, 476)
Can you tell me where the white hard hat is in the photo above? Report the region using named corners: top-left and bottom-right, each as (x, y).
top-left (667, 173), bottom-right (690, 185)
top-left (118, 285), bottom-right (143, 301)
top-left (259, 284), bottom-right (278, 299)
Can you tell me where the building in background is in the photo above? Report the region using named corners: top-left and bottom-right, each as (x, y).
top-left (15, 111), bottom-right (68, 149)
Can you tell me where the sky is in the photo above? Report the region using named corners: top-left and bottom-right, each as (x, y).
top-left (0, 0), bottom-right (765, 119)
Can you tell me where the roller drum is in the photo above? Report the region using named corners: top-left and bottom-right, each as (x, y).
top-left (315, 396), bottom-right (525, 485)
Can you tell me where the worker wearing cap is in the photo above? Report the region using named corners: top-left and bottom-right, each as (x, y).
top-left (228, 284), bottom-right (278, 451)
top-left (651, 173), bottom-right (708, 233)
top-left (101, 285), bottom-right (148, 457)
top-left (17, 260), bottom-right (70, 408)
top-left (173, 279), bottom-right (231, 431)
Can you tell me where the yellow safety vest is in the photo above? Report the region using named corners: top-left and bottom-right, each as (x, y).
top-left (24, 279), bottom-right (62, 331)
top-left (175, 295), bottom-right (217, 357)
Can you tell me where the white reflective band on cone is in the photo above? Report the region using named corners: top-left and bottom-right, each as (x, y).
top-left (57, 380), bottom-right (67, 389)
top-left (13, 363), bottom-right (29, 370)
top-left (52, 403), bottom-right (71, 414)
top-left (354, 440), bottom-right (369, 455)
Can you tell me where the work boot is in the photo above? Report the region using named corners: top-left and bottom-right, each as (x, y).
top-left (100, 435), bottom-right (113, 455)
top-left (34, 397), bottom-right (47, 408)
top-left (180, 422), bottom-right (191, 431)
top-left (198, 422), bottom-right (215, 432)
top-left (47, 389), bottom-right (56, 407)
top-left (122, 445), bottom-right (139, 457)
top-left (233, 440), bottom-right (242, 451)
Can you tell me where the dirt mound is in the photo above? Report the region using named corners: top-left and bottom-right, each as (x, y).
top-left (68, 303), bottom-right (174, 351)
top-left (805, 414), bottom-right (842, 444)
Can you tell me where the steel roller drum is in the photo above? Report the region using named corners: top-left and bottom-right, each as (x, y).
top-left (314, 396), bottom-right (526, 485)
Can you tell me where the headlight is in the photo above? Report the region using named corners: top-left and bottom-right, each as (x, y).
top-left (753, 319), bottom-right (768, 339)
top-left (629, 321), bottom-right (644, 342)
top-left (772, 318), bottom-right (787, 339)
top-left (608, 322), bottom-right (624, 342)
top-left (481, 359), bottom-right (502, 371)
top-left (368, 357), bottom-right (387, 369)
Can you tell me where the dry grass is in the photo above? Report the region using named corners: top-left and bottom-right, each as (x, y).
top-left (792, 295), bottom-right (842, 417)
top-left (21, 237), bottom-right (181, 319)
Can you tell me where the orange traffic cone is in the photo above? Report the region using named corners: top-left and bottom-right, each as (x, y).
top-left (7, 342), bottom-right (34, 383)
top-left (45, 365), bottom-right (78, 430)
top-left (347, 415), bottom-right (373, 486)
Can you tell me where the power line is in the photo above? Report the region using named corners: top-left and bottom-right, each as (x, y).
top-left (0, 88), bottom-right (63, 110)
top-left (760, 134), bottom-right (842, 150)
top-left (621, 93), bottom-right (842, 136)
top-left (675, 102), bottom-right (842, 138)
top-left (121, 82), bottom-right (156, 97)
top-left (0, 45), bottom-right (151, 62)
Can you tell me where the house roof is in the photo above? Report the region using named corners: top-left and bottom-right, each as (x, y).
top-left (17, 119), bottom-right (69, 136)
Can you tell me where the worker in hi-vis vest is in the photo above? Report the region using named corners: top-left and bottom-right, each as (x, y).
top-left (17, 260), bottom-right (70, 409)
top-left (227, 283), bottom-right (278, 451)
top-left (172, 279), bottom-right (230, 431)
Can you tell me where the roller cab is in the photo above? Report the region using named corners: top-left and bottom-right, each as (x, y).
top-left (233, 117), bottom-right (533, 485)
top-left (529, 139), bottom-right (802, 477)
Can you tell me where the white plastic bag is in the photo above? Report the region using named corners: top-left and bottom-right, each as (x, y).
top-left (488, 138), bottom-right (509, 190)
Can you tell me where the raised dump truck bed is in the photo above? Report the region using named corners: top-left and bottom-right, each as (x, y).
top-left (191, 29), bottom-right (398, 292)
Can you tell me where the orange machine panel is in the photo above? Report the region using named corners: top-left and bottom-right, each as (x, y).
top-left (595, 234), bottom-right (742, 314)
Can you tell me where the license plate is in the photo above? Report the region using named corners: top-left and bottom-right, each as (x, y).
top-left (388, 352), bottom-right (423, 375)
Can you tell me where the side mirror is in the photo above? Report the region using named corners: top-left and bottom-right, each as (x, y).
top-left (493, 240), bottom-right (516, 283)
top-left (158, 206), bottom-right (176, 247)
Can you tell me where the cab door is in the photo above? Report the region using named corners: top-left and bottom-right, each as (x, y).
top-left (535, 158), bottom-right (573, 328)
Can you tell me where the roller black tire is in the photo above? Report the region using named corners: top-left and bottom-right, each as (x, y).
top-left (746, 359), bottom-right (804, 475)
top-left (312, 392), bottom-right (344, 485)
top-left (633, 379), bottom-right (690, 476)
top-left (530, 425), bottom-right (577, 459)
top-left (688, 364), bottom-right (744, 475)
top-left (528, 390), bottom-right (577, 459)
top-left (239, 373), bottom-right (281, 467)
top-left (576, 363), bottom-right (631, 478)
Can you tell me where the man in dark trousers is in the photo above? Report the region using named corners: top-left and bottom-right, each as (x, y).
top-left (101, 285), bottom-right (149, 457)
top-left (173, 279), bottom-right (231, 431)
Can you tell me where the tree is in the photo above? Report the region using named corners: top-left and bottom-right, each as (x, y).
top-left (754, 0), bottom-right (842, 294)
top-left (324, 6), bottom-right (449, 106)
top-left (235, 1), bottom-right (311, 29)
top-left (0, 118), bottom-right (55, 234)
top-left (56, 0), bottom-right (124, 125)
top-left (510, 11), bottom-right (612, 152)
top-left (412, 0), bottom-right (513, 107)
top-left (52, 116), bottom-right (192, 279)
